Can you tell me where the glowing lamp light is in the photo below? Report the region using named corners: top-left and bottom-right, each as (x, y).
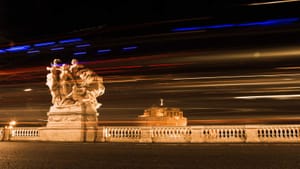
top-left (24, 88), bottom-right (32, 92)
top-left (9, 120), bottom-right (16, 127)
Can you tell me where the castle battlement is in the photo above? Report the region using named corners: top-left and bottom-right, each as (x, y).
top-left (138, 106), bottom-right (187, 126)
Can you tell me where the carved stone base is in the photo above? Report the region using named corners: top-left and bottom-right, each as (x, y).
top-left (46, 103), bottom-right (99, 128)
top-left (39, 127), bottom-right (100, 142)
top-left (43, 103), bottom-right (100, 142)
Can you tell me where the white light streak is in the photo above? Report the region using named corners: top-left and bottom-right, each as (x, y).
top-left (235, 94), bottom-right (300, 100)
top-left (276, 66), bottom-right (300, 70)
top-left (173, 73), bottom-right (300, 81)
top-left (248, 0), bottom-right (300, 6)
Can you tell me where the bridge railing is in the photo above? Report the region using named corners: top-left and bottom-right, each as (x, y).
top-left (104, 127), bottom-right (142, 142)
top-left (1, 124), bottom-right (300, 143)
top-left (151, 127), bottom-right (192, 143)
top-left (190, 126), bottom-right (247, 143)
top-left (0, 128), bottom-right (3, 140)
top-left (9, 128), bottom-right (40, 141)
top-left (101, 125), bottom-right (300, 143)
top-left (12, 128), bottom-right (40, 137)
top-left (255, 125), bottom-right (300, 142)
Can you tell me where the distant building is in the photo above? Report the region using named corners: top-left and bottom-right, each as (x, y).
top-left (137, 99), bottom-right (187, 126)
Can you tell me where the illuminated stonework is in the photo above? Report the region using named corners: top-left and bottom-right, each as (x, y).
top-left (138, 100), bottom-right (187, 126)
top-left (46, 58), bottom-right (105, 108)
top-left (43, 59), bottom-right (105, 141)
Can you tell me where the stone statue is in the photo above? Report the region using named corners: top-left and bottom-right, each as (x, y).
top-left (45, 58), bottom-right (105, 141)
top-left (46, 59), bottom-right (62, 105)
top-left (60, 64), bottom-right (74, 102)
top-left (46, 59), bottom-right (105, 108)
top-left (70, 58), bottom-right (84, 82)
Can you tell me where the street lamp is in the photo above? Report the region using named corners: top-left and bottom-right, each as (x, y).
top-left (9, 120), bottom-right (16, 129)
top-left (2, 120), bottom-right (17, 141)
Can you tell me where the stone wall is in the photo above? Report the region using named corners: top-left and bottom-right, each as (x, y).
top-left (1, 125), bottom-right (300, 143)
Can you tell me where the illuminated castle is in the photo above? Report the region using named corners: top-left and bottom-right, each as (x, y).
top-left (138, 99), bottom-right (187, 126)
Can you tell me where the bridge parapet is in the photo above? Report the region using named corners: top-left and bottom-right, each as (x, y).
top-left (1, 124), bottom-right (300, 143)
top-left (104, 127), bottom-right (142, 142)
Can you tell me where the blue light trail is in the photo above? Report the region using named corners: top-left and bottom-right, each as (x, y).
top-left (97, 49), bottom-right (111, 54)
top-left (50, 47), bottom-right (64, 51)
top-left (5, 45), bottom-right (31, 52)
top-left (59, 38), bottom-right (83, 44)
top-left (172, 18), bottom-right (299, 32)
top-left (76, 44), bottom-right (91, 48)
top-left (73, 51), bottom-right (87, 55)
top-left (27, 50), bottom-right (40, 54)
top-left (122, 46), bottom-right (138, 51)
top-left (33, 42), bottom-right (56, 47)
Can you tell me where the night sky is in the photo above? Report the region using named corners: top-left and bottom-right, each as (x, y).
top-left (1, 1), bottom-right (300, 126)
top-left (0, 1), bottom-right (220, 40)
top-left (1, 1), bottom-right (299, 41)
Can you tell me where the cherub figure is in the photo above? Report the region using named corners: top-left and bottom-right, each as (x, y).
top-left (59, 64), bottom-right (74, 101)
top-left (70, 59), bottom-right (84, 84)
top-left (46, 59), bottom-right (62, 105)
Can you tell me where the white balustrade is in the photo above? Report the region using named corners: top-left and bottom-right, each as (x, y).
top-left (0, 128), bottom-right (3, 140)
top-left (151, 127), bottom-right (192, 143)
top-left (1, 124), bottom-right (300, 143)
top-left (195, 126), bottom-right (247, 143)
top-left (217, 128), bottom-right (246, 139)
top-left (256, 127), bottom-right (300, 142)
top-left (152, 127), bottom-right (192, 137)
top-left (101, 125), bottom-right (300, 143)
top-left (12, 128), bottom-right (40, 137)
top-left (105, 127), bottom-right (142, 139)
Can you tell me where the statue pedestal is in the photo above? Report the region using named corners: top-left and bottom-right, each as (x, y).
top-left (47, 103), bottom-right (98, 128)
top-left (40, 103), bottom-right (100, 142)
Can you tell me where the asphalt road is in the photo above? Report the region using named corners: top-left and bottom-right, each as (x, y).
top-left (0, 142), bottom-right (299, 169)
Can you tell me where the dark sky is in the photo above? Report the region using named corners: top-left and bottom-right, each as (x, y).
top-left (0, 1), bottom-right (249, 41)
top-left (2, 1), bottom-right (300, 125)
top-left (0, 1), bottom-right (300, 42)
top-left (0, 0), bottom-right (298, 49)
top-left (0, 0), bottom-right (299, 40)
